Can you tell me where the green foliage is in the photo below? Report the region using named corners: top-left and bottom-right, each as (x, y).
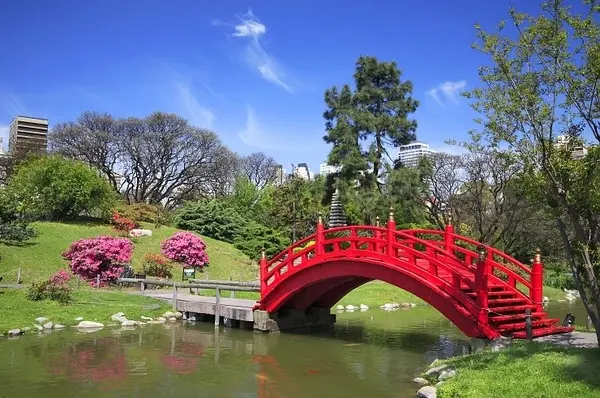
top-left (0, 188), bottom-right (36, 245)
top-left (7, 155), bottom-right (117, 221)
top-left (464, 0), bottom-right (600, 331)
top-left (233, 221), bottom-right (290, 260)
top-left (27, 279), bottom-right (73, 304)
top-left (323, 55), bottom-right (418, 189)
top-left (225, 176), bottom-right (274, 225)
top-left (175, 200), bottom-right (246, 243)
top-left (141, 253), bottom-right (173, 279)
top-left (267, 176), bottom-right (326, 240)
top-left (114, 202), bottom-right (172, 226)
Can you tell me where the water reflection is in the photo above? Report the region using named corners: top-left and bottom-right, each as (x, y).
top-left (0, 301), bottom-right (587, 397)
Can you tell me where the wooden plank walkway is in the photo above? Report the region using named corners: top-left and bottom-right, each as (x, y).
top-left (144, 290), bottom-right (258, 323)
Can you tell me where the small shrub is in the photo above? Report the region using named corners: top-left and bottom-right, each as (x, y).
top-left (27, 270), bottom-right (73, 304)
top-left (115, 202), bottom-right (172, 226)
top-left (161, 232), bottom-right (210, 269)
top-left (63, 236), bottom-right (133, 286)
top-left (111, 211), bottom-right (139, 236)
top-left (141, 253), bottom-right (173, 278)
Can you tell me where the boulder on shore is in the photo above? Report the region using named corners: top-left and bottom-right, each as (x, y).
top-left (76, 321), bottom-right (104, 329)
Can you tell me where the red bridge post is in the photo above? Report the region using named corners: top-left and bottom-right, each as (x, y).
top-left (374, 216), bottom-right (381, 253)
top-left (260, 248), bottom-right (267, 294)
top-left (386, 208), bottom-right (396, 257)
top-left (444, 214), bottom-right (454, 255)
top-left (475, 246), bottom-right (489, 325)
top-left (531, 248), bottom-right (544, 312)
top-left (315, 213), bottom-right (325, 256)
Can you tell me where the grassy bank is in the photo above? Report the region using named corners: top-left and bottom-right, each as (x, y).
top-left (0, 221), bottom-right (256, 283)
top-left (0, 288), bottom-right (171, 334)
top-left (428, 342), bottom-right (600, 397)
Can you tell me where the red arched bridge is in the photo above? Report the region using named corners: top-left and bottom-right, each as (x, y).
top-left (256, 211), bottom-right (573, 340)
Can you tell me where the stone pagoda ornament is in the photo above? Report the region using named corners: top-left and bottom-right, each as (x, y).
top-left (328, 188), bottom-right (347, 228)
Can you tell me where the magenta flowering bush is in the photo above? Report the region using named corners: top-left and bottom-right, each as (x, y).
top-left (161, 232), bottom-right (210, 269)
top-left (62, 236), bottom-right (133, 286)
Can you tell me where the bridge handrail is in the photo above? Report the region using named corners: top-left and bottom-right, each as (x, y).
top-left (263, 228), bottom-right (481, 317)
top-left (405, 229), bottom-right (533, 285)
top-left (117, 278), bottom-right (261, 292)
top-left (266, 235), bottom-right (315, 267)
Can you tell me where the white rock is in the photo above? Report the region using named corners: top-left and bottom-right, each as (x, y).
top-left (542, 296), bottom-right (549, 302)
top-left (8, 329), bottom-right (21, 336)
top-left (54, 324), bottom-right (65, 329)
top-left (359, 304), bottom-right (369, 310)
top-left (174, 311), bottom-right (183, 320)
top-left (33, 324), bottom-right (43, 331)
top-left (417, 385), bottom-right (437, 398)
top-left (35, 317), bottom-right (48, 324)
top-left (76, 321), bottom-right (105, 329)
top-left (438, 368), bottom-right (456, 381)
top-left (336, 305), bottom-right (345, 310)
top-left (168, 317), bottom-right (177, 322)
top-left (157, 317), bottom-right (167, 322)
top-left (43, 322), bottom-right (54, 330)
top-left (141, 316), bottom-right (153, 321)
top-left (410, 303), bottom-right (417, 307)
top-left (129, 229), bottom-right (153, 237)
top-left (21, 327), bottom-right (31, 332)
top-left (121, 320), bottom-right (138, 327)
top-left (345, 305), bottom-right (357, 310)
top-left (425, 365), bottom-right (449, 378)
top-left (187, 316), bottom-right (197, 322)
top-left (163, 311), bottom-right (175, 319)
top-left (74, 317), bottom-right (84, 321)
top-left (413, 377), bottom-right (429, 385)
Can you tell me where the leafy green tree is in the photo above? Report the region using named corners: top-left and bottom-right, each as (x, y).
top-left (175, 200), bottom-right (247, 243)
top-left (323, 55), bottom-right (418, 191)
top-left (8, 155), bottom-right (116, 221)
top-left (224, 176), bottom-right (274, 225)
top-left (267, 176), bottom-right (327, 241)
top-left (464, 0), bottom-right (600, 339)
top-left (233, 221), bottom-right (290, 260)
top-left (0, 188), bottom-right (36, 245)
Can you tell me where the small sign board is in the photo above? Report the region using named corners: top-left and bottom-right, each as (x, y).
top-left (182, 268), bottom-right (196, 281)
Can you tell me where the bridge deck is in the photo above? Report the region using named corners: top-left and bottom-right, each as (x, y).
top-left (144, 290), bottom-right (257, 323)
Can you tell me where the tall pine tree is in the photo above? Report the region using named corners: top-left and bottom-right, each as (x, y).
top-left (323, 56), bottom-right (418, 191)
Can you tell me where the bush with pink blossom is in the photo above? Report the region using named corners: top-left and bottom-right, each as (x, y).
top-left (62, 236), bottom-right (133, 286)
top-left (161, 232), bottom-right (210, 269)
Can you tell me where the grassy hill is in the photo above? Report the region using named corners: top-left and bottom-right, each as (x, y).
top-left (0, 221), bottom-right (257, 284)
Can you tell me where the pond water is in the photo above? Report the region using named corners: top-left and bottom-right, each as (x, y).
top-left (0, 301), bottom-right (588, 398)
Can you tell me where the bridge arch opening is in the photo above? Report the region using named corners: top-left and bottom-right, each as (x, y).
top-left (261, 258), bottom-right (487, 338)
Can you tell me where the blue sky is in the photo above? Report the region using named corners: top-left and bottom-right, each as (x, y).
top-left (0, 0), bottom-right (547, 173)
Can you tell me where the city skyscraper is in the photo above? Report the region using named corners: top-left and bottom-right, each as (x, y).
top-left (8, 115), bottom-right (49, 155)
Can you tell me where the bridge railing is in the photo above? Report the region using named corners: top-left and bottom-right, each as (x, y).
top-left (260, 210), bottom-right (545, 315)
top-left (404, 223), bottom-right (543, 310)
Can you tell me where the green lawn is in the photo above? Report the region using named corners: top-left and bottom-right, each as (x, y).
top-left (0, 221), bottom-right (256, 284)
top-left (0, 288), bottom-right (172, 334)
top-left (430, 342), bottom-right (600, 397)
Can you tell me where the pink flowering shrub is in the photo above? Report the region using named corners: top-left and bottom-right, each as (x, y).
top-left (63, 236), bottom-right (133, 286)
top-left (161, 232), bottom-right (209, 269)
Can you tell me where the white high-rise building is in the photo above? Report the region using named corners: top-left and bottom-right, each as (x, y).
top-left (398, 142), bottom-right (436, 168)
top-left (293, 163), bottom-right (312, 180)
top-left (319, 162), bottom-right (342, 177)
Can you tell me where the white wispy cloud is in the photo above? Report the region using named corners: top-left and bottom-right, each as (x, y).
top-left (0, 92), bottom-right (28, 118)
top-left (238, 106), bottom-right (298, 151)
top-left (213, 10), bottom-right (292, 92)
top-left (174, 81), bottom-right (215, 129)
top-left (426, 80), bottom-right (467, 106)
